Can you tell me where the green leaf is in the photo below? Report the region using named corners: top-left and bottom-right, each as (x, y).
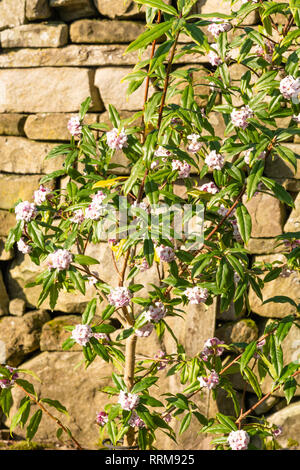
top-left (247, 160), bottom-right (265, 199)
top-left (15, 379), bottom-right (36, 397)
top-left (179, 412), bottom-right (192, 435)
top-left (90, 337), bottom-right (110, 362)
top-left (283, 377), bottom-right (297, 404)
top-left (82, 298), bottom-right (97, 325)
top-left (269, 335), bottom-right (283, 378)
top-left (131, 377), bottom-right (158, 394)
top-left (216, 413), bottom-right (237, 431)
top-left (112, 373), bottom-right (127, 392)
top-left (240, 341), bottom-right (257, 373)
top-left (10, 398), bottom-right (31, 435)
top-left (41, 398), bottom-right (68, 416)
top-left (126, 21), bottom-right (174, 54)
top-left (26, 409), bottom-right (43, 440)
top-left (134, 0), bottom-right (178, 16)
top-left (243, 366), bottom-right (262, 398)
top-left (262, 296), bottom-right (297, 308)
top-left (261, 177), bottom-right (295, 208)
top-left (27, 221), bottom-right (44, 250)
top-left (0, 388), bottom-right (13, 417)
top-left (79, 97), bottom-right (91, 120)
top-left (144, 238), bottom-right (154, 267)
top-left (62, 337), bottom-right (76, 351)
top-left (73, 254), bottom-right (99, 265)
top-left (235, 204), bottom-right (252, 244)
top-left (69, 268), bottom-right (86, 295)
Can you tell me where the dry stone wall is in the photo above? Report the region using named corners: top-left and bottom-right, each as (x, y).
top-left (0, 0), bottom-right (299, 449)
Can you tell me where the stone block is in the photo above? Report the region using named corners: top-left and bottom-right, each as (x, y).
top-left (247, 238), bottom-right (284, 255)
top-left (268, 402), bottom-right (300, 449)
top-left (0, 23), bottom-right (68, 48)
top-left (243, 192), bottom-right (286, 238)
top-left (0, 174), bottom-right (46, 210)
top-left (193, 0), bottom-right (258, 25)
top-left (0, 210), bottom-right (17, 237)
top-left (0, 310), bottom-right (50, 365)
top-left (9, 298), bottom-right (26, 317)
top-left (249, 254), bottom-right (300, 318)
top-left (40, 315), bottom-right (82, 351)
top-left (0, 68), bottom-right (103, 113)
top-left (284, 192), bottom-right (300, 232)
top-left (216, 318), bottom-right (258, 345)
top-left (70, 19), bottom-right (145, 44)
top-left (265, 144), bottom-right (300, 180)
top-left (50, 0), bottom-right (97, 21)
top-left (24, 113), bottom-right (100, 141)
top-left (26, 0), bottom-right (53, 20)
top-left (0, 237), bottom-right (14, 260)
top-left (0, 271), bottom-right (9, 316)
top-left (0, 0), bottom-right (26, 31)
top-left (0, 114), bottom-right (26, 136)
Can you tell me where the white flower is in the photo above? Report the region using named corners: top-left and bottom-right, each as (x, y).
top-left (67, 116), bottom-right (82, 137)
top-left (184, 286), bottom-right (208, 304)
top-left (17, 238), bottom-right (32, 254)
top-left (34, 185), bottom-right (52, 205)
top-left (144, 302), bottom-right (166, 323)
top-left (156, 245), bottom-right (175, 263)
top-left (118, 391), bottom-right (140, 411)
top-left (207, 18), bottom-right (231, 38)
top-left (187, 134), bottom-right (202, 154)
top-left (231, 106), bottom-right (253, 129)
top-left (293, 113), bottom-right (300, 123)
top-left (71, 209), bottom-right (85, 224)
top-left (207, 43), bottom-right (222, 66)
top-left (108, 287), bottom-right (132, 308)
top-left (71, 324), bottom-right (93, 346)
top-left (205, 150), bottom-right (224, 170)
top-left (171, 160), bottom-right (191, 178)
top-left (279, 76), bottom-right (300, 101)
top-left (107, 128), bottom-right (128, 150)
top-left (129, 411), bottom-right (145, 428)
top-left (154, 146), bottom-right (172, 158)
top-left (227, 430), bottom-right (250, 451)
top-left (198, 370), bottom-right (219, 390)
top-left (47, 249), bottom-right (73, 271)
top-left (15, 201), bottom-right (37, 222)
top-left (135, 322), bottom-right (154, 337)
top-left (198, 182), bottom-right (219, 194)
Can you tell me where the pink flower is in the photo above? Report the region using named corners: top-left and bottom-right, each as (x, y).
top-left (145, 302), bottom-right (166, 323)
top-left (187, 134), bottom-right (202, 154)
top-left (118, 391), bottom-right (140, 411)
top-left (93, 332), bottom-right (110, 343)
top-left (154, 350), bottom-right (167, 370)
top-left (279, 76), bottom-right (300, 101)
top-left (164, 413), bottom-right (172, 423)
top-left (71, 209), bottom-right (85, 224)
top-left (207, 18), bottom-right (231, 38)
top-left (85, 191), bottom-right (106, 220)
top-left (17, 238), bottom-right (32, 255)
top-left (0, 366), bottom-right (19, 389)
top-left (227, 430), bottom-right (250, 450)
top-left (231, 219), bottom-right (243, 242)
top-left (96, 411), bottom-right (108, 426)
top-left (156, 245), bottom-right (175, 263)
top-left (201, 337), bottom-right (225, 361)
top-left (71, 324), bottom-right (93, 346)
top-left (129, 411), bottom-right (145, 428)
top-left (198, 370), bottom-right (219, 390)
top-left (47, 249), bottom-right (73, 271)
top-left (231, 106), bottom-right (253, 129)
top-left (138, 258), bottom-right (150, 272)
top-left (67, 116), bottom-right (82, 137)
top-left (154, 146), bottom-right (172, 158)
top-left (15, 201), bottom-right (37, 222)
top-left (283, 239), bottom-right (300, 250)
top-left (184, 286), bottom-right (208, 304)
top-left (198, 182), bottom-right (219, 194)
top-left (34, 185), bottom-right (52, 205)
top-left (207, 43), bottom-right (222, 66)
top-left (293, 113), bottom-right (300, 123)
top-left (205, 150), bottom-right (224, 170)
top-left (135, 322), bottom-right (154, 338)
top-left (272, 426), bottom-right (283, 437)
top-left (171, 160), bottom-right (191, 178)
top-left (108, 287), bottom-right (132, 308)
top-left (107, 128), bottom-right (128, 150)
top-left (254, 40), bottom-right (274, 63)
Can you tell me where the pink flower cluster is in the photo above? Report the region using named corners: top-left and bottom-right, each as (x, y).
top-left (118, 391), bottom-right (140, 411)
top-left (171, 160), bottom-right (191, 178)
top-left (154, 350), bottom-right (167, 370)
top-left (231, 106), bottom-right (253, 129)
top-left (272, 426), bottom-right (283, 437)
top-left (227, 430), bottom-right (250, 450)
top-left (199, 182), bottom-right (219, 194)
top-left (154, 146), bottom-right (172, 158)
top-left (93, 332), bottom-right (110, 343)
top-left (138, 258), bottom-right (150, 272)
top-left (254, 40), bottom-right (274, 64)
top-left (71, 209), bottom-right (85, 224)
top-left (207, 18), bottom-right (231, 38)
top-left (293, 113), bottom-right (300, 123)
top-left (156, 245), bottom-right (175, 263)
top-left (135, 322), bottom-right (154, 338)
top-left (145, 302), bottom-right (166, 323)
top-left (283, 239), bottom-right (300, 250)
top-left (107, 128), bottom-right (128, 150)
top-left (47, 249), bottom-right (73, 271)
top-left (201, 337), bottom-right (225, 361)
top-left (71, 324), bottom-right (93, 346)
top-left (184, 286), bottom-right (208, 304)
top-left (205, 150), bottom-right (224, 170)
top-left (67, 116), bottom-right (82, 137)
top-left (279, 76), bottom-right (300, 101)
top-left (244, 149), bottom-right (266, 165)
top-left (17, 238), bottom-right (32, 255)
top-left (15, 201), bottom-right (37, 222)
top-left (34, 185), bottom-right (52, 205)
top-left (85, 191), bottom-right (106, 221)
top-left (208, 43), bottom-right (222, 67)
top-left (231, 219), bottom-right (243, 243)
top-left (96, 411), bottom-right (108, 426)
top-left (164, 413), bottom-right (172, 423)
top-left (187, 134), bottom-right (202, 154)
top-left (129, 411), bottom-right (145, 428)
top-left (108, 287), bottom-right (132, 308)
top-left (0, 366), bottom-right (19, 389)
top-left (217, 204), bottom-right (235, 219)
top-left (198, 370), bottom-right (219, 390)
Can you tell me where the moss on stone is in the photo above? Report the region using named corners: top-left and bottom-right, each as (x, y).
top-left (6, 440), bottom-right (46, 450)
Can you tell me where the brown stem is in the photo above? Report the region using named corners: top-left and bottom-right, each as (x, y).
top-left (15, 383), bottom-right (83, 450)
top-left (124, 333), bottom-right (138, 447)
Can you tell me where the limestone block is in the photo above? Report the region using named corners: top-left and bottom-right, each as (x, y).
top-left (0, 174), bottom-right (46, 210)
top-left (0, 237), bottom-right (14, 261)
top-left (215, 318), bottom-right (258, 345)
top-left (0, 68), bottom-right (103, 113)
top-left (50, 0), bottom-right (97, 21)
top-left (9, 298), bottom-right (26, 317)
top-left (249, 254), bottom-right (300, 318)
top-left (268, 402), bottom-right (300, 449)
top-left (0, 210), bottom-right (17, 237)
top-left (0, 310), bottom-right (50, 365)
top-left (0, 114), bottom-right (26, 136)
top-left (284, 192), bottom-right (300, 232)
top-left (0, 137), bottom-right (63, 174)
top-left (24, 113), bottom-right (100, 141)
top-left (247, 238), bottom-right (284, 255)
top-left (193, 0), bottom-right (258, 25)
top-left (243, 192), bottom-right (286, 238)
top-left (40, 315), bottom-right (82, 351)
top-left (70, 19), bottom-right (145, 44)
top-left (0, 0), bottom-right (25, 31)
top-left (0, 271), bottom-right (9, 316)
top-left (26, 0), bottom-right (53, 20)
top-left (0, 23), bottom-right (68, 48)
top-left (93, 0), bottom-right (145, 19)
top-left (95, 67), bottom-right (154, 111)
top-left (0, 45), bottom-right (208, 68)
top-left (274, 178), bottom-right (300, 192)
top-left (265, 144), bottom-right (300, 180)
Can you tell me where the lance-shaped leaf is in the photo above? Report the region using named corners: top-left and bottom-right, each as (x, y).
top-left (236, 204), bottom-right (252, 244)
top-left (135, 0), bottom-right (178, 16)
top-left (126, 20), bottom-right (174, 54)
